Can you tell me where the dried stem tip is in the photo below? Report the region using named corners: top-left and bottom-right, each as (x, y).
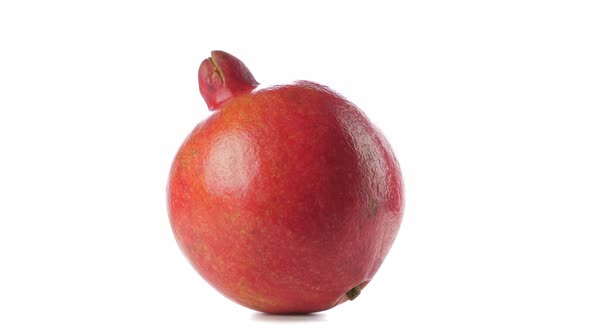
top-left (346, 286), bottom-right (362, 301)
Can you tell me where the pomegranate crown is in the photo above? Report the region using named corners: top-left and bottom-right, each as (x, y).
top-left (198, 50), bottom-right (259, 111)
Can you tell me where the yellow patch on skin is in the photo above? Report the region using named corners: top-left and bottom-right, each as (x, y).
top-left (235, 279), bottom-right (277, 310)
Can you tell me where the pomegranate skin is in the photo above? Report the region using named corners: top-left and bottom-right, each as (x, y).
top-left (168, 81), bottom-right (404, 314)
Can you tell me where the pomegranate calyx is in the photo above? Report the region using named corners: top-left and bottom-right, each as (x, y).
top-left (198, 50), bottom-right (259, 111)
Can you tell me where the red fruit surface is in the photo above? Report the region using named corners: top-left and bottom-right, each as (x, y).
top-left (167, 51), bottom-right (404, 314)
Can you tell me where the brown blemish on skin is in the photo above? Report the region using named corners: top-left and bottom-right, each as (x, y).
top-left (367, 197), bottom-right (379, 218)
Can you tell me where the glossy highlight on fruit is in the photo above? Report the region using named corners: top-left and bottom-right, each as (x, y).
top-left (167, 50), bottom-right (404, 314)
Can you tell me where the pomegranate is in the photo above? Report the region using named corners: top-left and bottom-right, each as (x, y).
top-left (167, 51), bottom-right (404, 314)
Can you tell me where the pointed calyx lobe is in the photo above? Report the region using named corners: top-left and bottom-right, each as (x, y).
top-left (198, 50), bottom-right (259, 111)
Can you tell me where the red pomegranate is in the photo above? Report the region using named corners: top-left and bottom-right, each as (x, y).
top-left (167, 51), bottom-right (404, 314)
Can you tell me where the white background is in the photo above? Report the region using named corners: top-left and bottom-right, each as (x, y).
top-left (1, 0), bottom-right (589, 331)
